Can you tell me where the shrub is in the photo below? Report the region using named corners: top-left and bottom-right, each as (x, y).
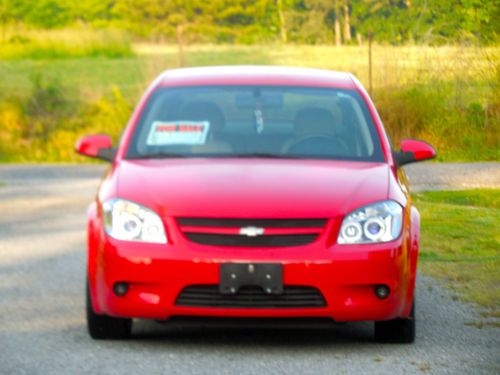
top-left (42, 86), bottom-right (132, 162)
top-left (21, 73), bottom-right (70, 141)
top-left (0, 101), bottom-right (26, 161)
top-left (0, 71), bottom-right (133, 162)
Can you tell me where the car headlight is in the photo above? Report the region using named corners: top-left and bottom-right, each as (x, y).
top-left (337, 200), bottom-right (403, 244)
top-left (102, 199), bottom-right (167, 244)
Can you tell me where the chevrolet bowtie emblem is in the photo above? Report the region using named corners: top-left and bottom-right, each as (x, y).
top-left (239, 226), bottom-right (265, 237)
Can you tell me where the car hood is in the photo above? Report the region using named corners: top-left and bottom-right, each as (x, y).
top-left (116, 159), bottom-right (390, 218)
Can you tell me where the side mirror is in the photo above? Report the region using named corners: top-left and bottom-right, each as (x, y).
top-left (75, 134), bottom-right (116, 162)
top-left (394, 139), bottom-right (436, 167)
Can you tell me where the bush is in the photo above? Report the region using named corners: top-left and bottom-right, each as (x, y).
top-left (374, 82), bottom-right (499, 161)
top-left (0, 73), bottom-right (132, 162)
top-left (41, 86), bottom-right (132, 162)
top-left (22, 73), bottom-right (70, 141)
top-left (0, 101), bottom-right (26, 161)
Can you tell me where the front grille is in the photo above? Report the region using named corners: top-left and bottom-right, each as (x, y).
top-left (177, 218), bottom-right (327, 247)
top-left (185, 233), bottom-right (317, 247)
top-left (177, 218), bottom-right (327, 228)
top-left (176, 285), bottom-right (326, 308)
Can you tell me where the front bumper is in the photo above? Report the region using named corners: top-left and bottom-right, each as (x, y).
top-left (91, 235), bottom-right (413, 322)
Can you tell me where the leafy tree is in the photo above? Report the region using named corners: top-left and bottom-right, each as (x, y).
top-left (350, 0), bottom-right (414, 43)
top-left (0, 0), bottom-right (497, 45)
top-left (277, 0), bottom-right (287, 42)
top-left (24, 0), bottom-right (71, 28)
top-left (69, 0), bottom-right (116, 23)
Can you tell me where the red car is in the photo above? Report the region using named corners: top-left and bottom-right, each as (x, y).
top-left (76, 66), bottom-right (436, 343)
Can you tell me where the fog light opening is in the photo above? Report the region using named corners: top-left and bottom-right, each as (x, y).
top-left (374, 285), bottom-right (390, 299)
top-left (113, 282), bottom-right (129, 297)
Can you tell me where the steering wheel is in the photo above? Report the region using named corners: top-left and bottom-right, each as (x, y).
top-left (284, 134), bottom-right (350, 156)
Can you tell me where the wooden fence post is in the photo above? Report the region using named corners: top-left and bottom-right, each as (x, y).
top-left (176, 24), bottom-right (185, 68)
top-left (368, 29), bottom-right (373, 97)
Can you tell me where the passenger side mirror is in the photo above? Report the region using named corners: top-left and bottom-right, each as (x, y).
top-left (394, 139), bottom-right (436, 167)
top-left (75, 134), bottom-right (116, 162)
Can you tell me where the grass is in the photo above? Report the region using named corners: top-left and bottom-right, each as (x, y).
top-left (0, 27), bottom-right (133, 60)
top-left (0, 35), bottom-right (498, 161)
top-left (2, 43), bottom-right (498, 101)
top-left (414, 189), bottom-right (500, 323)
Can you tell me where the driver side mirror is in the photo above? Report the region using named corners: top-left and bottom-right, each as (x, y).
top-left (394, 139), bottom-right (436, 167)
top-left (75, 134), bottom-right (116, 162)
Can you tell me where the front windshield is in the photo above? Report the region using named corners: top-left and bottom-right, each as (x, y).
top-left (126, 86), bottom-right (384, 162)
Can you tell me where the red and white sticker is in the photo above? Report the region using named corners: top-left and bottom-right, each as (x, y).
top-left (146, 121), bottom-right (210, 145)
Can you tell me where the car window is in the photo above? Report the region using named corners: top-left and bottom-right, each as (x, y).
top-left (126, 86), bottom-right (384, 162)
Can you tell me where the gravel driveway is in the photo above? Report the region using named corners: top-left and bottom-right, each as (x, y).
top-left (0, 163), bottom-right (499, 375)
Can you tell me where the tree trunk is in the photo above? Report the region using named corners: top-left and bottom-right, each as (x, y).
top-left (334, 0), bottom-right (342, 46)
top-left (357, 33), bottom-right (363, 46)
top-left (343, 1), bottom-right (351, 42)
top-left (176, 24), bottom-right (185, 67)
top-left (277, 0), bottom-right (287, 43)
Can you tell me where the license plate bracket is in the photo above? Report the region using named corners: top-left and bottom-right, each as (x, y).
top-left (219, 263), bottom-right (283, 295)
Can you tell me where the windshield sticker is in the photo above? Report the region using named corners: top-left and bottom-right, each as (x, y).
top-left (146, 121), bottom-right (210, 146)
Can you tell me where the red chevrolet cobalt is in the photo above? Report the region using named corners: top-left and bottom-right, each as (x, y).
top-left (76, 66), bottom-right (436, 343)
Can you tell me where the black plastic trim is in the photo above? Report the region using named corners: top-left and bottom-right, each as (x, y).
top-left (393, 151), bottom-right (416, 167)
top-left (176, 285), bottom-right (327, 308)
top-left (178, 218), bottom-right (327, 228)
top-left (96, 147), bottom-right (117, 162)
top-left (184, 233), bottom-right (318, 247)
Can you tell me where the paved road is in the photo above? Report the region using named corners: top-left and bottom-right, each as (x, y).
top-left (0, 163), bottom-right (499, 375)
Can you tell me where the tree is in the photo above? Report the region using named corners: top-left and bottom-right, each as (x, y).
top-left (69, 0), bottom-right (116, 23)
top-left (113, 0), bottom-right (204, 65)
top-left (344, 0), bottom-right (352, 42)
top-left (350, 0), bottom-right (414, 43)
top-left (287, 0), bottom-right (339, 44)
top-left (335, 0), bottom-right (342, 45)
top-left (277, 0), bottom-right (287, 42)
top-left (0, 0), bottom-right (72, 28)
top-left (1, 0), bottom-right (497, 46)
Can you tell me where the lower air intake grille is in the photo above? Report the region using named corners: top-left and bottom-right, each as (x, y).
top-left (184, 233), bottom-right (317, 247)
top-left (176, 285), bottom-right (326, 308)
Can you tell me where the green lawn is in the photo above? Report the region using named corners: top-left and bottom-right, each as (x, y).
top-left (0, 47), bottom-right (276, 102)
top-left (414, 189), bottom-right (500, 324)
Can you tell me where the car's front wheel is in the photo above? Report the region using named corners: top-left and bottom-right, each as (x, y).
top-left (86, 281), bottom-right (132, 340)
top-left (374, 299), bottom-right (415, 343)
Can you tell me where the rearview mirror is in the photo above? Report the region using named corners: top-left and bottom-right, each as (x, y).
top-left (235, 93), bottom-right (283, 109)
top-left (394, 139), bottom-right (436, 167)
top-left (75, 134), bottom-right (116, 162)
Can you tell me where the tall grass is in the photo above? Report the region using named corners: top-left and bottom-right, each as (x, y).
top-left (0, 27), bottom-right (133, 59)
top-left (369, 46), bottom-right (500, 160)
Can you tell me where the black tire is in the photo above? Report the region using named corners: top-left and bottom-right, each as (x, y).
top-left (374, 299), bottom-right (415, 344)
top-left (86, 282), bottom-right (132, 340)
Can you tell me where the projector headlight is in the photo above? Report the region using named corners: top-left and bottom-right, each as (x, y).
top-left (102, 199), bottom-right (167, 244)
top-left (338, 200), bottom-right (403, 244)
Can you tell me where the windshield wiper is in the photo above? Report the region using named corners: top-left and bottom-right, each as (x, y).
top-left (128, 152), bottom-right (191, 160)
top-left (228, 153), bottom-right (300, 159)
top-left (129, 152), bottom-right (299, 160)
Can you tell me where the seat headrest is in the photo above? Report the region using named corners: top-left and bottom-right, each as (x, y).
top-left (293, 107), bottom-right (337, 136)
top-left (180, 101), bottom-right (225, 131)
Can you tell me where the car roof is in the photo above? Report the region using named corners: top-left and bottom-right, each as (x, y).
top-left (156, 66), bottom-right (356, 89)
